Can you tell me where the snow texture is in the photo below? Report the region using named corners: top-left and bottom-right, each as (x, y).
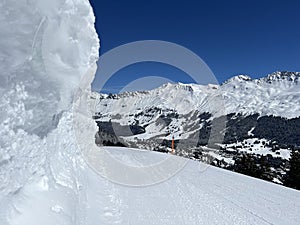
top-left (0, 0), bottom-right (98, 224)
top-left (0, 0), bottom-right (300, 225)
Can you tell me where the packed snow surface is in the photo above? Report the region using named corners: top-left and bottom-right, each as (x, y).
top-left (4, 146), bottom-right (300, 225)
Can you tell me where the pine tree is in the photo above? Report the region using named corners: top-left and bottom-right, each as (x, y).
top-left (233, 154), bottom-right (272, 181)
top-left (284, 150), bottom-right (300, 190)
top-left (259, 155), bottom-right (272, 181)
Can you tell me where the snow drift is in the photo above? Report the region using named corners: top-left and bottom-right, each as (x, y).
top-left (0, 0), bottom-right (300, 225)
top-left (0, 0), bottom-right (99, 224)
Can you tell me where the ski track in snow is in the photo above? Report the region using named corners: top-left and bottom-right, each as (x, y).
top-left (65, 147), bottom-right (300, 225)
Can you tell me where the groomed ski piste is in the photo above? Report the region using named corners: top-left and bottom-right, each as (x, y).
top-left (0, 0), bottom-right (300, 225)
top-left (3, 145), bottom-right (300, 225)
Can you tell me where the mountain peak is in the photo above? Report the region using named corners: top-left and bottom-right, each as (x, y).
top-left (223, 75), bottom-right (252, 84)
top-left (222, 71), bottom-right (300, 85)
top-left (158, 82), bottom-right (196, 93)
top-left (263, 71), bottom-right (300, 83)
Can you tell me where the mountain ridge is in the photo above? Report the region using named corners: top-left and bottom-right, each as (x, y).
top-left (93, 71), bottom-right (300, 187)
top-left (96, 71), bottom-right (300, 97)
top-left (94, 71), bottom-right (300, 119)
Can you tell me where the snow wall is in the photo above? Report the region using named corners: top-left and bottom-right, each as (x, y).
top-left (0, 0), bottom-right (99, 224)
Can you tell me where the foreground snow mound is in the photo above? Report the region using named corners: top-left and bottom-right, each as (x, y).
top-left (0, 0), bottom-right (98, 224)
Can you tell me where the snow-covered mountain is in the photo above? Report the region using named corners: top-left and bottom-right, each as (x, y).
top-left (94, 72), bottom-right (300, 185)
top-left (95, 71), bottom-right (300, 120)
top-left (94, 71), bottom-right (300, 146)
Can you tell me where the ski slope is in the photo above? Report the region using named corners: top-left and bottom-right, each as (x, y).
top-left (83, 147), bottom-right (300, 225)
top-left (5, 146), bottom-right (300, 225)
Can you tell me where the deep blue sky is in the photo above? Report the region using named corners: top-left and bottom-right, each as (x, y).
top-left (89, 0), bottom-right (300, 93)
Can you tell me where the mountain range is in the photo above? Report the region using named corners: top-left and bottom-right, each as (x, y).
top-left (92, 71), bottom-right (300, 188)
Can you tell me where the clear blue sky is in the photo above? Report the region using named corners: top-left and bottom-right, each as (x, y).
top-left (89, 0), bottom-right (300, 93)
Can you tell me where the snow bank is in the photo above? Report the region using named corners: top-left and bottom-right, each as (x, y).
top-left (0, 0), bottom-right (99, 224)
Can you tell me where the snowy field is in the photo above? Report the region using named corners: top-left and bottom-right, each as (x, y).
top-left (219, 138), bottom-right (291, 160)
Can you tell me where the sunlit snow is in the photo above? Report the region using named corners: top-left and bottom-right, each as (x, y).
top-left (0, 0), bottom-right (300, 225)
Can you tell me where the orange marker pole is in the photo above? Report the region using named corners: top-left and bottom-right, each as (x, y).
top-left (171, 136), bottom-right (175, 154)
